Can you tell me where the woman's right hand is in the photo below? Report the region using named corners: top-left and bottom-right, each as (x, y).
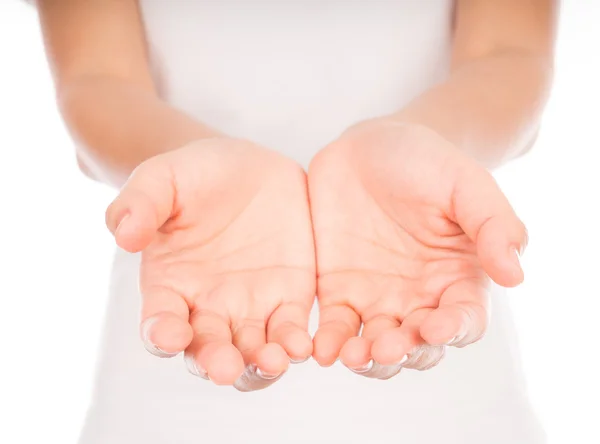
top-left (105, 138), bottom-right (316, 391)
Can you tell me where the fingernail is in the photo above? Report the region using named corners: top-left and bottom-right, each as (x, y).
top-left (380, 356), bottom-right (408, 377)
top-left (507, 246), bottom-right (524, 282)
top-left (510, 246), bottom-right (522, 267)
top-left (143, 342), bottom-right (179, 358)
top-left (446, 335), bottom-right (459, 346)
top-left (114, 212), bottom-right (130, 237)
top-left (350, 359), bottom-right (374, 374)
top-left (290, 356), bottom-right (309, 364)
top-left (141, 317), bottom-right (178, 358)
top-left (256, 367), bottom-right (282, 380)
top-left (234, 364), bottom-right (284, 392)
top-left (184, 355), bottom-right (209, 380)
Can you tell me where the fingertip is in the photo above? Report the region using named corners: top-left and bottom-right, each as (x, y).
top-left (419, 309), bottom-right (463, 346)
top-left (476, 215), bottom-right (526, 288)
top-left (483, 247), bottom-right (524, 288)
top-left (113, 211), bottom-right (155, 253)
top-left (312, 329), bottom-right (343, 367)
top-left (202, 343), bottom-right (245, 385)
top-left (255, 343), bottom-right (290, 376)
top-left (339, 336), bottom-right (370, 369)
top-left (141, 314), bottom-right (193, 357)
top-left (268, 320), bottom-right (313, 363)
top-left (371, 330), bottom-right (412, 366)
top-left (105, 203), bottom-right (129, 235)
top-left (283, 329), bottom-right (313, 363)
top-left (313, 304), bottom-right (360, 366)
top-left (507, 246), bottom-right (525, 285)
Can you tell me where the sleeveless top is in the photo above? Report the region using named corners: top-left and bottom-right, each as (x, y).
top-left (141, 0), bottom-right (452, 168)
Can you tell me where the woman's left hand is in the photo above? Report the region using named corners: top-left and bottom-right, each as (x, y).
top-left (308, 119), bottom-right (527, 379)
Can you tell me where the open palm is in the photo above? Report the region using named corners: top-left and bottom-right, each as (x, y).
top-left (309, 121), bottom-right (526, 379)
top-left (106, 138), bottom-right (315, 391)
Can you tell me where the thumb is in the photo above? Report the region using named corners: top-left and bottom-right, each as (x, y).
top-left (105, 157), bottom-right (177, 253)
top-left (450, 164), bottom-right (527, 287)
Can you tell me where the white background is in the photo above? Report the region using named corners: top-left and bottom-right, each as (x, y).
top-left (0, 2), bottom-right (598, 443)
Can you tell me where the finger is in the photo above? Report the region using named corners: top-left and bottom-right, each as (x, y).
top-left (185, 310), bottom-right (245, 385)
top-left (348, 357), bottom-right (407, 380)
top-left (105, 158), bottom-right (176, 253)
top-left (267, 302), bottom-right (313, 363)
top-left (420, 279), bottom-right (490, 348)
top-left (312, 304), bottom-right (361, 367)
top-left (372, 311), bottom-right (447, 372)
top-left (233, 343), bottom-right (289, 393)
top-left (401, 344), bottom-right (446, 371)
top-left (343, 316), bottom-right (407, 380)
top-left (371, 309), bottom-right (431, 367)
top-left (139, 286), bottom-right (193, 358)
top-left (231, 320), bottom-right (289, 392)
top-left (450, 163), bottom-right (528, 287)
top-left (340, 315), bottom-right (399, 373)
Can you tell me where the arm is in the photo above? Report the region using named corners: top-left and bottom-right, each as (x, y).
top-left (38, 1), bottom-right (316, 391)
top-left (392, 0), bottom-right (559, 169)
top-left (307, 1), bottom-right (558, 370)
top-left (37, 0), bottom-right (220, 187)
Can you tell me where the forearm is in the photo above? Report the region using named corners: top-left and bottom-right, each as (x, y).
top-left (392, 50), bottom-right (553, 169)
top-left (58, 75), bottom-right (221, 187)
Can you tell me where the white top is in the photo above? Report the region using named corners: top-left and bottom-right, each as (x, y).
top-left (78, 2), bottom-right (546, 443)
top-left (142, 0), bottom-right (452, 167)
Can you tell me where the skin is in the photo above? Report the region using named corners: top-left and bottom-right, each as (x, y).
top-left (37, 0), bottom-right (557, 389)
top-left (310, 1), bottom-right (558, 377)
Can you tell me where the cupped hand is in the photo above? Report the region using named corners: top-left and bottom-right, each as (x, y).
top-left (105, 138), bottom-right (316, 391)
top-left (308, 120), bottom-right (527, 379)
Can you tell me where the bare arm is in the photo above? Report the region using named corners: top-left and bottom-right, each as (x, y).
top-left (393, 0), bottom-right (559, 168)
top-left (37, 0), bottom-right (219, 187)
